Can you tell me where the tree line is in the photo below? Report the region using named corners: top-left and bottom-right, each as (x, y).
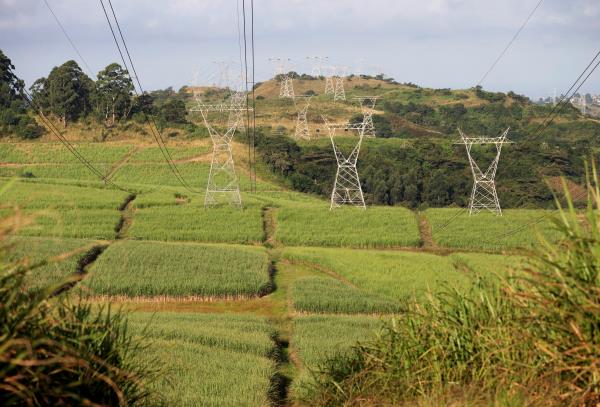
top-left (0, 49), bottom-right (192, 139)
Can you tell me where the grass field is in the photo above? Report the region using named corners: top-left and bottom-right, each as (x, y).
top-left (129, 145), bottom-right (211, 162)
top-left (128, 312), bottom-right (275, 406)
top-left (10, 208), bottom-right (121, 240)
top-left (283, 247), bottom-right (471, 301)
top-left (275, 204), bottom-right (421, 248)
top-left (86, 241), bottom-right (271, 297)
top-left (0, 142), bottom-right (132, 164)
top-left (129, 204), bottom-right (265, 244)
top-left (0, 138), bottom-right (560, 405)
top-left (291, 276), bottom-right (403, 314)
top-left (2, 180), bottom-right (128, 209)
top-left (4, 236), bottom-right (97, 289)
top-left (290, 315), bottom-right (382, 400)
top-left (425, 208), bottom-right (560, 250)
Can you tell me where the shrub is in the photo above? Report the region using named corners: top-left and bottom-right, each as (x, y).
top-left (302, 166), bottom-right (600, 405)
top-left (0, 205), bottom-right (161, 405)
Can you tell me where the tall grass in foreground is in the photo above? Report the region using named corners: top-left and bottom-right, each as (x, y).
top-left (302, 172), bottom-right (600, 406)
top-left (0, 195), bottom-right (160, 405)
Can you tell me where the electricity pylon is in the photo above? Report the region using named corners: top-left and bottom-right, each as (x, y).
top-left (458, 127), bottom-right (511, 216)
top-left (306, 55), bottom-right (328, 77)
top-left (269, 57), bottom-right (295, 98)
top-left (212, 60), bottom-right (232, 89)
top-left (334, 66), bottom-right (346, 101)
top-left (294, 96), bottom-right (312, 140)
top-left (323, 117), bottom-right (367, 210)
top-left (353, 96), bottom-right (379, 138)
top-left (228, 89), bottom-right (246, 133)
top-left (324, 65), bottom-right (335, 96)
top-left (190, 102), bottom-right (249, 208)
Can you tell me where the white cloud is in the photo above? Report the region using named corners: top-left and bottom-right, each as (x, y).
top-left (0, 0), bottom-right (598, 96)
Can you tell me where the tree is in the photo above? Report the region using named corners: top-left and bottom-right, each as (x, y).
top-left (42, 60), bottom-right (93, 126)
top-left (159, 99), bottom-right (187, 123)
top-left (0, 49), bottom-right (25, 108)
top-left (0, 49), bottom-right (42, 139)
top-left (95, 63), bottom-right (133, 126)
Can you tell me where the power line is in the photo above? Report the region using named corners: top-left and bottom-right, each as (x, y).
top-left (476, 0), bottom-right (544, 87)
top-left (20, 88), bottom-right (134, 194)
top-left (41, 0), bottom-right (95, 78)
top-left (528, 50), bottom-right (600, 139)
top-left (99, 0), bottom-right (198, 193)
top-left (464, 51), bottom-right (600, 244)
top-left (241, 0), bottom-right (254, 193)
top-left (250, 0), bottom-right (257, 192)
top-left (438, 48), bottom-right (599, 237)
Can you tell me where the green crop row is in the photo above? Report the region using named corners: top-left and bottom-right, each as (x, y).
top-left (4, 236), bottom-right (97, 289)
top-left (425, 208), bottom-right (560, 250)
top-left (6, 208), bottom-right (121, 240)
top-left (86, 240), bottom-right (271, 297)
top-left (129, 312), bottom-right (275, 406)
top-left (2, 180), bottom-right (129, 210)
top-left (290, 315), bottom-right (382, 400)
top-left (291, 277), bottom-right (403, 314)
top-left (283, 247), bottom-right (473, 301)
top-left (129, 204), bottom-right (264, 244)
top-left (275, 204), bottom-right (421, 248)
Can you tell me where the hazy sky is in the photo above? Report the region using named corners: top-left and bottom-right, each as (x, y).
top-left (1, 0), bottom-right (599, 98)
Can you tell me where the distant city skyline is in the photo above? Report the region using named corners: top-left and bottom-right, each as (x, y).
top-left (1, 0), bottom-right (599, 98)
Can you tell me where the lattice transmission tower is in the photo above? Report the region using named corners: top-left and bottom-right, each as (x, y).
top-left (353, 96), bottom-right (379, 138)
top-left (293, 96), bottom-right (312, 140)
top-left (306, 55), bottom-right (328, 77)
top-left (323, 117), bottom-right (367, 209)
top-left (333, 66), bottom-right (346, 101)
top-left (458, 127), bottom-right (512, 216)
top-left (324, 65), bottom-right (335, 96)
top-left (190, 101), bottom-right (249, 208)
top-left (269, 57), bottom-right (295, 98)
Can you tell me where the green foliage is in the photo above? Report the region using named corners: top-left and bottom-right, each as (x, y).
top-left (276, 204), bottom-right (420, 248)
top-left (158, 98), bottom-right (188, 124)
top-left (0, 210), bottom-right (159, 406)
top-left (129, 204), bottom-right (264, 244)
top-left (35, 60), bottom-right (94, 126)
top-left (95, 63), bottom-right (134, 126)
top-left (86, 240), bottom-right (271, 297)
top-left (283, 247), bottom-right (472, 300)
top-left (128, 313), bottom-right (275, 406)
top-left (291, 277), bottom-right (403, 314)
top-left (0, 49), bottom-right (43, 139)
top-left (426, 208), bottom-right (560, 250)
top-left (290, 315), bottom-right (380, 400)
top-left (8, 208), bottom-right (122, 240)
top-left (4, 236), bottom-right (96, 289)
top-left (300, 172), bottom-right (600, 405)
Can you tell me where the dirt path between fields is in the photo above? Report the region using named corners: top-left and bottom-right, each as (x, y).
top-left (104, 146), bottom-right (140, 181)
top-left (417, 211), bottom-right (437, 249)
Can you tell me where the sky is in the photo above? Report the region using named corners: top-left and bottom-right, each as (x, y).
top-left (1, 0), bottom-right (599, 99)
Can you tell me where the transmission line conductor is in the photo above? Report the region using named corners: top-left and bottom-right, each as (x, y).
top-left (189, 102), bottom-right (252, 208)
top-left (353, 96), bottom-right (379, 138)
top-left (322, 116), bottom-right (368, 210)
top-left (457, 127), bottom-right (512, 216)
top-left (293, 95), bottom-right (313, 140)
